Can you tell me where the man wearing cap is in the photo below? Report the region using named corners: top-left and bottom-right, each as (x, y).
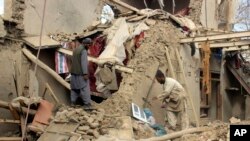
top-left (70, 38), bottom-right (92, 108)
top-left (152, 70), bottom-right (189, 130)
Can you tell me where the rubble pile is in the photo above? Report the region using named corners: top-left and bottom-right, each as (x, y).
top-left (48, 32), bottom-right (76, 42)
top-left (98, 20), bottom-right (185, 116)
top-left (54, 106), bottom-right (110, 140)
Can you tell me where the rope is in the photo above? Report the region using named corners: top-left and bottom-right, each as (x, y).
top-left (22, 0), bottom-right (47, 140)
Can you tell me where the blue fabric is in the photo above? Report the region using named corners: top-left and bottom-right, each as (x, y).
top-left (151, 124), bottom-right (167, 136)
top-left (144, 108), bottom-right (152, 118)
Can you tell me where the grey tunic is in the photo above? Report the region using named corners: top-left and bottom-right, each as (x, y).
top-left (70, 48), bottom-right (91, 104)
top-left (70, 49), bottom-right (88, 89)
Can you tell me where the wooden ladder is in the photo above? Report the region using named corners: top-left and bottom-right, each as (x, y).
top-left (165, 47), bottom-right (200, 127)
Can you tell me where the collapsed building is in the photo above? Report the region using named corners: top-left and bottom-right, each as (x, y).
top-left (0, 0), bottom-right (249, 141)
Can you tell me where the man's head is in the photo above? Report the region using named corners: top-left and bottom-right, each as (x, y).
top-left (82, 38), bottom-right (92, 47)
top-left (155, 70), bottom-right (165, 84)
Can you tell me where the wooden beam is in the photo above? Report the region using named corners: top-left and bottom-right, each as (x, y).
top-left (0, 119), bottom-right (20, 124)
top-left (57, 48), bottom-right (134, 73)
top-left (43, 83), bottom-right (60, 104)
top-left (109, 0), bottom-right (141, 14)
top-left (223, 45), bottom-right (250, 51)
top-left (0, 100), bottom-right (36, 115)
top-left (22, 48), bottom-right (70, 90)
top-left (198, 40), bottom-right (250, 48)
top-left (0, 137), bottom-right (22, 141)
top-left (140, 127), bottom-right (212, 141)
top-left (180, 31), bottom-right (250, 43)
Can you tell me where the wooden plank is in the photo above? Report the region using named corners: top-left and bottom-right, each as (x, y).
top-left (165, 47), bottom-right (176, 79)
top-left (227, 63), bottom-right (250, 94)
top-left (142, 127), bottom-right (212, 141)
top-left (22, 48), bottom-right (70, 90)
top-left (23, 36), bottom-right (60, 49)
top-left (43, 83), bottom-right (60, 104)
top-left (180, 31), bottom-right (250, 43)
top-left (0, 100), bottom-right (35, 115)
top-left (198, 40), bottom-right (250, 48)
top-left (0, 137), bottom-right (22, 141)
top-left (127, 15), bottom-right (147, 22)
top-left (109, 0), bottom-right (141, 14)
top-left (223, 45), bottom-right (250, 51)
top-left (0, 119), bottom-right (20, 124)
top-left (57, 48), bottom-right (134, 73)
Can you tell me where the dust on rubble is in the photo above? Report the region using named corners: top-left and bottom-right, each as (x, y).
top-left (96, 20), bottom-right (185, 116)
top-left (54, 106), bottom-right (111, 140)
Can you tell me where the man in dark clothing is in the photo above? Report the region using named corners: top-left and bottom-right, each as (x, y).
top-left (70, 38), bottom-right (92, 108)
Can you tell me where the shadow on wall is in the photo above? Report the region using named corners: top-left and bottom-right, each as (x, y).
top-left (122, 0), bottom-right (190, 14)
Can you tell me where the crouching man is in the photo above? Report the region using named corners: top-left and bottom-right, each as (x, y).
top-left (152, 70), bottom-right (189, 130)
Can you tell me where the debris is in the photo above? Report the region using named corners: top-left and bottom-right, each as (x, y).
top-left (145, 19), bottom-right (156, 26)
top-left (108, 116), bottom-right (133, 140)
top-left (139, 127), bottom-right (212, 141)
top-left (229, 117), bottom-right (241, 124)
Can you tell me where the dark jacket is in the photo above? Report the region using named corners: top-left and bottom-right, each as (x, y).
top-left (70, 45), bottom-right (88, 75)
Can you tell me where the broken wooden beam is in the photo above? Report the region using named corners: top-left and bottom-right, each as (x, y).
top-left (139, 127), bottom-right (212, 141)
top-left (222, 45), bottom-right (250, 51)
top-left (127, 15), bottom-right (147, 22)
top-left (0, 100), bottom-right (36, 115)
top-left (43, 83), bottom-right (60, 104)
top-left (109, 0), bottom-right (141, 14)
top-left (180, 31), bottom-right (250, 43)
top-left (0, 119), bottom-right (21, 124)
top-left (57, 48), bottom-right (133, 73)
top-left (0, 137), bottom-right (22, 141)
top-left (22, 48), bottom-right (70, 90)
top-left (198, 40), bottom-right (250, 48)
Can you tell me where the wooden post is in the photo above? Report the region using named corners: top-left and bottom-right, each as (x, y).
top-left (165, 47), bottom-right (176, 79)
top-left (42, 83), bottom-right (60, 104)
top-left (22, 48), bottom-right (70, 90)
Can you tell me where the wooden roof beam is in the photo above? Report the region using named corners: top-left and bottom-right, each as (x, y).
top-left (222, 45), bottom-right (250, 52)
top-left (180, 31), bottom-right (250, 43)
top-left (198, 40), bottom-right (250, 48)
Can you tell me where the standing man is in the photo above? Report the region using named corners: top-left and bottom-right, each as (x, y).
top-left (153, 70), bottom-right (189, 130)
top-left (70, 38), bottom-right (92, 108)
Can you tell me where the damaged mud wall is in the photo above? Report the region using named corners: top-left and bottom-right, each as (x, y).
top-left (98, 20), bottom-right (200, 125)
top-left (188, 0), bottom-right (203, 25)
top-left (24, 0), bottom-right (101, 35)
top-left (0, 41), bottom-right (22, 135)
top-left (3, 0), bottom-right (25, 37)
